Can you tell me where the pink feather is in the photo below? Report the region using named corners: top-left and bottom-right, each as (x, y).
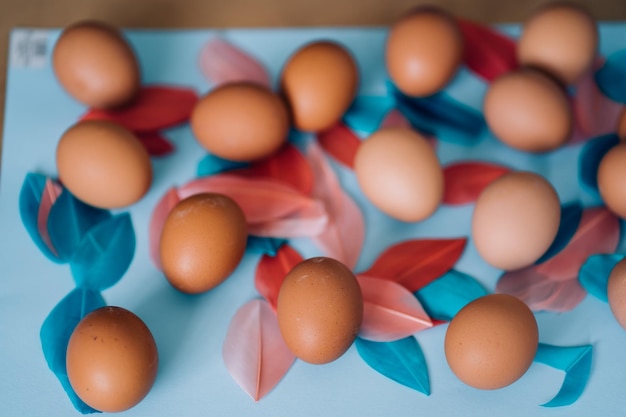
top-left (37, 179), bottom-right (62, 257)
top-left (535, 207), bottom-right (621, 280)
top-left (572, 58), bottom-right (623, 141)
top-left (148, 188), bottom-right (181, 268)
top-left (496, 268), bottom-right (587, 313)
top-left (357, 275), bottom-right (433, 342)
top-left (222, 299), bottom-right (295, 401)
top-left (199, 38), bottom-right (272, 88)
top-left (497, 207), bottom-right (620, 312)
top-left (149, 175), bottom-right (329, 268)
top-left (306, 141), bottom-right (365, 270)
top-left (178, 174), bottom-right (328, 236)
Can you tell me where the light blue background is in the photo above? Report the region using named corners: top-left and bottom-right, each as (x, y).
top-left (2, 24), bottom-right (626, 416)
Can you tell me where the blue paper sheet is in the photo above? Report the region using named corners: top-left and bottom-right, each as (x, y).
top-left (2, 24), bottom-right (626, 417)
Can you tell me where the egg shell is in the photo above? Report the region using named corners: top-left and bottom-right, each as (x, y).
top-left (52, 21), bottom-right (140, 109)
top-left (608, 258), bottom-right (626, 330)
top-left (280, 41), bottom-right (359, 132)
top-left (190, 82), bottom-right (290, 162)
top-left (598, 143), bottom-right (626, 219)
top-left (353, 127), bottom-right (443, 222)
top-left (472, 172), bottom-right (561, 270)
top-left (66, 306), bottom-right (158, 412)
top-left (444, 294), bottom-right (539, 390)
top-left (277, 257), bottom-right (363, 364)
top-left (56, 120), bottom-right (152, 209)
top-left (385, 6), bottom-right (463, 97)
top-left (483, 68), bottom-right (572, 153)
top-left (517, 2), bottom-right (597, 85)
top-left (159, 193), bottom-right (248, 294)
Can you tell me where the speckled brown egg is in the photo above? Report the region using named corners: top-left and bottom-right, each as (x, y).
top-left (277, 257), bottom-right (363, 364)
top-left (608, 258), bottom-right (626, 330)
top-left (66, 306), bottom-right (158, 412)
top-left (517, 2), bottom-right (598, 85)
top-left (472, 172), bottom-right (561, 270)
top-left (483, 68), bottom-right (572, 152)
top-left (444, 294), bottom-right (539, 390)
top-left (159, 193), bottom-right (248, 294)
top-left (56, 120), bottom-right (152, 209)
top-left (52, 21), bottom-right (140, 109)
top-left (280, 41), bottom-right (359, 132)
top-left (191, 82), bottom-right (290, 161)
top-left (353, 127), bottom-right (443, 222)
top-left (598, 142), bottom-right (626, 219)
top-left (385, 6), bottom-right (463, 97)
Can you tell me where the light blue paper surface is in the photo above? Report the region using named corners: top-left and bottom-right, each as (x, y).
top-left (3, 24), bottom-right (626, 417)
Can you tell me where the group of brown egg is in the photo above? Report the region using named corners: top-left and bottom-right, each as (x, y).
top-left (45, 1), bottom-right (625, 412)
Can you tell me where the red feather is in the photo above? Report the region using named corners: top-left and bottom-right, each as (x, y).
top-left (80, 85), bottom-right (199, 132)
top-left (233, 144), bottom-right (314, 195)
top-left (317, 123), bottom-right (361, 169)
top-left (458, 19), bottom-right (519, 82)
top-left (443, 161), bottom-right (511, 205)
top-left (136, 131), bottom-right (175, 157)
top-left (254, 244), bottom-right (303, 311)
top-left (362, 238), bottom-right (467, 292)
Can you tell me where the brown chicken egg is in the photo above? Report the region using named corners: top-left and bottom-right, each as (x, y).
top-left (354, 127), bottom-right (443, 222)
top-left (608, 258), bottom-right (626, 330)
top-left (66, 306), bottom-right (158, 412)
top-left (277, 257), bottom-right (363, 364)
top-left (517, 2), bottom-right (598, 85)
top-left (53, 21), bottom-right (140, 109)
top-left (191, 82), bottom-right (290, 161)
top-left (385, 6), bottom-right (463, 97)
top-left (159, 193), bottom-right (248, 294)
top-left (483, 68), bottom-right (572, 152)
top-left (56, 120), bottom-right (152, 209)
top-left (472, 172), bottom-right (561, 270)
top-left (280, 41), bottom-right (359, 132)
top-left (597, 143), bottom-right (626, 219)
top-left (444, 294), bottom-right (539, 390)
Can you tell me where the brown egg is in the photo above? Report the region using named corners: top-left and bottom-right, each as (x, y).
top-left (517, 2), bottom-right (597, 85)
top-left (159, 193), bottom-right (248, 294)
top-left (354, 127), bottom-right (443, 222)
top-left (56, 120), bottom-right (152, 208)
top-left (277, 257), bottom-right (363, 364)
top-left (444, 294), bottom-right (539, 390)
top-left (617, 108), bottom-right (626, 141)
top-left (385, 6), bottom-right (463, 97)
top-left (191, 82), bottom-right (290, 161)
top-left (52, 21), bottom-right (140, 109)
top-left (66, 306), bottom-right (158, 412)
top-left (280, 41), bottom-right (359, 132)
top-left (472, 172), bottom-right (561, 270)
top-left (608, 258), bottom-right (626, 330)
top-left (598, 143), bottom-right (626, 219)
top-left (483, 68), bottom-right (572, 152)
